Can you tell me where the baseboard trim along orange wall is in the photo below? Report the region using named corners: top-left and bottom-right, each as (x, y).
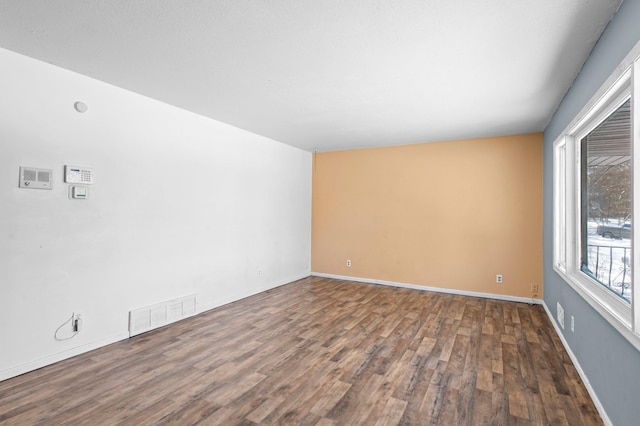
top-left (312, 272), bottom-right (543, 305)
top-left (311, 133), bottom-right (543, 299)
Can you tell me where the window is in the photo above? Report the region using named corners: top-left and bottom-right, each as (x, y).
top-left (553, 41), bottom-right (640, 350)
top-left (580, 98), bottom-right (631, 303)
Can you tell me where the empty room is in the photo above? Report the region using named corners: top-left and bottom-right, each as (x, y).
top-left (1, 1), bottom-right (639, 425)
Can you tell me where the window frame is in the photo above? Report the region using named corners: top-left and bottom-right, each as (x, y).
top-left (553, 41), bottom-right (640, 351)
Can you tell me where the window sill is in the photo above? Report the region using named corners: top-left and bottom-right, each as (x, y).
top-left (553, 264), bottom-right (640, 352)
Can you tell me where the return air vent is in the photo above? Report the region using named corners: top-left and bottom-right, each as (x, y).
top-left (128, 294), bottom-right (197, 337)
top-left (557, 302), bottom-right (565, 330)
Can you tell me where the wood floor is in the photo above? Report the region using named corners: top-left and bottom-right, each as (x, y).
top-left (0, 276), bottom-right (601, 425)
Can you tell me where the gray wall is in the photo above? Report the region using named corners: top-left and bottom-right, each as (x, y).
top-left (543, 1), bottom-right (640, 425)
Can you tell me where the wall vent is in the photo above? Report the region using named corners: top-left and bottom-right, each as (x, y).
top-left (19, 166), bottom-right (52, 190)
top-left (557, 302), bottom-right (565, 329)
top-left (129, 294), bottom-right (197, 337)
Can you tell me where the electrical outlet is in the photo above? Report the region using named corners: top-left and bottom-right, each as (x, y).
top-left (496, 274), bottom-right (503, 284)
top-left (571, 315), bottom-right (575, 332)
top-left (346, 259), bottom-right (351, 267)
top-left (531, 283), bottom-right (538, 296)
top-left (72, 313), bottom-right (82, 332)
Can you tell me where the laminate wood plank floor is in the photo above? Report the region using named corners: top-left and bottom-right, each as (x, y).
top-left (0, 276), bottom-right (602, 425)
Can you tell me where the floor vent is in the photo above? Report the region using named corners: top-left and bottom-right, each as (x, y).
top-left (129, 294), bottom-right (197, 337)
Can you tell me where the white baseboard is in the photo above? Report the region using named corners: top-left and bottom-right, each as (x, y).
top-left (541, 301), bottom-right (611, 426)
top-left (312, 272), bottom-right (543, 305)
top-left (0, 331), bottom-right (129, 382)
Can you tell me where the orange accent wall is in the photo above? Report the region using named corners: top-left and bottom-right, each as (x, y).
top-left (312, 133), bottom-right (543, 299)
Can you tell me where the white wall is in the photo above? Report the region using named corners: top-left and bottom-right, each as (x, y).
top-left (0, 48), bottom-right (312, 380)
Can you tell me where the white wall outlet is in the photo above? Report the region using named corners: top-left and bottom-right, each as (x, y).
top-left (571, 315), bottom-right (575, 332)
top-left (346, 259), bottom-right (351, 267)
top-left (72, 313), bottom-right (82, 332)
top-left (496, 274), bottom-right (503, 284)
top-left (557, 302), bottom-right (565, 329)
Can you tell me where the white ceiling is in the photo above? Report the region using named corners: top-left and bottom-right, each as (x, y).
top-left (0, 0), bottom-right (623, 152)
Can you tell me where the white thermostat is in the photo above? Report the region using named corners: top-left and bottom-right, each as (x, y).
top-left (70, 186), bottom-right (89, 200)
top-left (65, 165), bottom-right (93, 184)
